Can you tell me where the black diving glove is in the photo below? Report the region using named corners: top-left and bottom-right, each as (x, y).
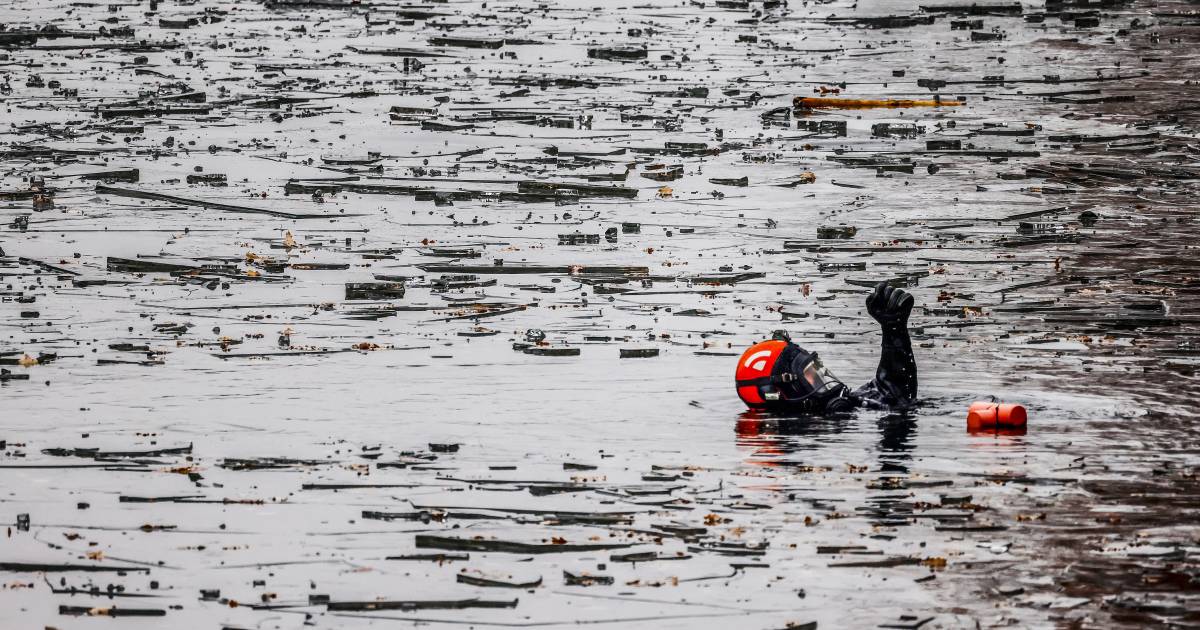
top-left (866, 282), bottom-right (914, 330)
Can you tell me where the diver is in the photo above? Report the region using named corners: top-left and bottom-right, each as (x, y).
top-left (735, 282), bottom-right (917, 414)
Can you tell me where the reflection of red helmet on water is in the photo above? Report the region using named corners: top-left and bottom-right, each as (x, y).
top-left (735, 340), bottom-right (787, 407)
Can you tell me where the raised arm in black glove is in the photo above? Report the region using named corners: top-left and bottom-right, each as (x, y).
top-left (854, 282), bottom-right (918, 408)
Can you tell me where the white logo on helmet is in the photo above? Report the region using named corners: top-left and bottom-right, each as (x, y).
top-left (742, 349), bottom-right (774, 373)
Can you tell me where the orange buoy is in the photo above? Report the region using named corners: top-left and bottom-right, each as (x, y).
top-left (967, 401), bottom-right (1027, 433)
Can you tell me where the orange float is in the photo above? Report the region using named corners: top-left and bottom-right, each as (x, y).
top-left (967, 401), bottom-right (1027, 433)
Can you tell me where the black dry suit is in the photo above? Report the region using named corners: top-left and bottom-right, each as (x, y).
top-left (756, 283), bottom-right (918, 415)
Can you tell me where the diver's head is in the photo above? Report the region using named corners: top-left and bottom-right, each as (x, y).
top-left (735, 336), bottom-right (849, 414)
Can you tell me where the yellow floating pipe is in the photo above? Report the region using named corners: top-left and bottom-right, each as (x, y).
top-left (793, 96), bottom-right (964, 109)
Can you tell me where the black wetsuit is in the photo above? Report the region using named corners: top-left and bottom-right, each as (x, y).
top-left (763, 283), bottom-right (918, 415)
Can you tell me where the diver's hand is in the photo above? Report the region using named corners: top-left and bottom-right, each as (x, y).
top-left (867, 282), bottom-right (914, 328)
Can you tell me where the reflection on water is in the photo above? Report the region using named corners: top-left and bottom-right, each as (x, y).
top-left (735, 400), bottom-right (1033, 476)
top-left (734, 408), bottom-right (921, 470)
top-left (877, 413), bottom-right (918, 473)
top-left (735, 409), bottom-right (852, 454)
